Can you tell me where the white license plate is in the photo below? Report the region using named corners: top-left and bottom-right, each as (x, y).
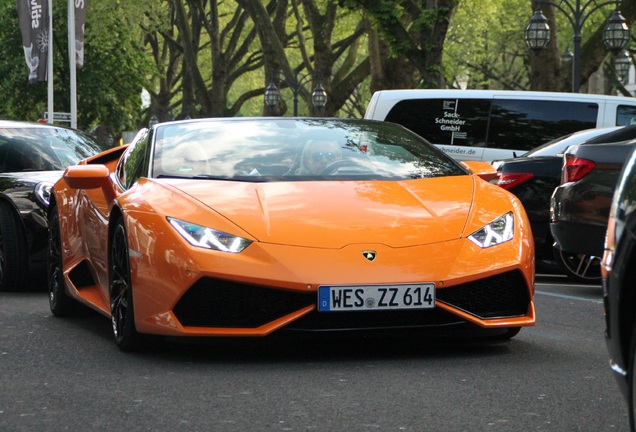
top-left (318, 283), bottom-right (435, 312)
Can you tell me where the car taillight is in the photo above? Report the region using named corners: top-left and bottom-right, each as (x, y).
top-left (492, 172), bottom-right (534, 190)
top-left (562, 156), bottom-right (595, 183)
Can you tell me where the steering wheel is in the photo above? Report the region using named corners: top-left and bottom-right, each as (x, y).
top-left (320, 159), bottom-right (357, 175)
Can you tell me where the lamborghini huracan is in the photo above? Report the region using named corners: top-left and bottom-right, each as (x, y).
top-left (48, 118), bottom-right (535, 351)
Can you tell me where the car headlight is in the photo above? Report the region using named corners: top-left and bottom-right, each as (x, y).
top-left (35, 182), bottom-right (53, 208)
top-left (168, 217), bottom-right (252, 253)
top-left (467, 212), bottom-right (514, 248)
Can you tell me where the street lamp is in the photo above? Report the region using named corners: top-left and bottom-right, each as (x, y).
top-left (264, 69), bottom-right (327, 116)
top-left (614, 49), bottom-right (632, 80)
top-left (524, 0), bottom-right (630, 93)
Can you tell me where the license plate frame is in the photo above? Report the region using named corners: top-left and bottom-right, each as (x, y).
top-left (318, 283), bottom-right (435, 312)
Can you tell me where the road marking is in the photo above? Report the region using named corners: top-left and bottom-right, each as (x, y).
top-left (535, 290), bottom-right (603, 304)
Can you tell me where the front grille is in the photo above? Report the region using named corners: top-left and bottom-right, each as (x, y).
top-left (173, 278), bottom-right (313, 328)
top-left (172, 270), bottom-right (530, 330)
top-left (436, 270), bottom-right (530, 319)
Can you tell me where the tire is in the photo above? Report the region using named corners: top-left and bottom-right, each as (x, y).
top-left (628, 324), bottom-right (636, 431)
top-left (0, 201), bottom-right (28, 291)
top-left (47, 205), bottom-right (77, 316)
top-left (110, 218), bottom-right (141, 351)
top-left (554, 248), bottom-right (602, 283)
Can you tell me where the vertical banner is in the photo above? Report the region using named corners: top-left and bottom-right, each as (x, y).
top-left (74, 0), bottom-right (87, 68)
top-left (16, 0), bottom-right (50, 82)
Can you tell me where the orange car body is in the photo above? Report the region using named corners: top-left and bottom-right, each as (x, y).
top-left (50, 118), bottom-right (535, 343)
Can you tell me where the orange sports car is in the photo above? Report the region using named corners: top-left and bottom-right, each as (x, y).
top-left (47, 118), bottom-right (535, 351)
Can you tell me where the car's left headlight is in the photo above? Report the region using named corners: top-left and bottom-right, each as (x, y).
top-left (467, 212), bottom-right (514, 248)
top-left (168, 217), bottom-right (252, 253)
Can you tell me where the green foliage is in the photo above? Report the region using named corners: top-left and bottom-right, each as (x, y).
top-left (73, 1), bottom-right (156, 134)
top-left (0, 0), bottom-right (154, 141)
top-left (444, 0), bottom-right (530, 89)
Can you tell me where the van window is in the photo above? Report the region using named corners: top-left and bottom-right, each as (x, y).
top-left (384, 98), bottom-right (598, 152)
top-left (488, 99), bottom-right (597, 150)
top-left (385, 99), bottom-right (490, 147)
top-left (617, 105), bottom-right (636, 125)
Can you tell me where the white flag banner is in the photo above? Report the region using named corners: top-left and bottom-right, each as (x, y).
top-left (16, 0), bottom-right (50, 82)
top-left (74, 0), bottom-right (87, 68)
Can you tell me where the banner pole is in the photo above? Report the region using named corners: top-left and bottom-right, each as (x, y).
top-left (68, 0), bottom-right (77, 129)
top-left (47, 0), bottom-right (53, 124)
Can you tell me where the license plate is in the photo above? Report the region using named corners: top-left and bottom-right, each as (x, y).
top-left (318, 283), bottom-right (435, 312)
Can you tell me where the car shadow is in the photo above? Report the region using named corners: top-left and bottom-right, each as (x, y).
top-left (57, 298), bottom-right (521, 363)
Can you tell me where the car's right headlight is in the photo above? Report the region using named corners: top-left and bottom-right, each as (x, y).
top-left (168, 217), bottom-right (252, 253)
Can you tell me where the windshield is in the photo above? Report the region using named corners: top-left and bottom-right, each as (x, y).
top-left (151, 118), bottom-right (466, 181)
top-left (523, 127), bottom-right (623, 158)
top-left (0, 126), bottom-right (106, 172)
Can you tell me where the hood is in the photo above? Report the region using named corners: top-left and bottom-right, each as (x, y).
top-left (167, 177), bottom-right (475, 248)
top-left (0, 170), bottom-right (63, 183)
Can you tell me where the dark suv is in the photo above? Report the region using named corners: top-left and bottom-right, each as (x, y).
top-left (550, 138), bottom-right (636, 282)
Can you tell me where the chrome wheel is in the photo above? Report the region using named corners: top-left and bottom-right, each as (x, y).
top-left (554, 249), bottom-right (601, 283)
top-left (110, 218), bottom-right (139, 351)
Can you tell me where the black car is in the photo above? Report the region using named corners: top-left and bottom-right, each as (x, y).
top-left (493, 125), bottom-right (636, 272)
top-left (550, 138), bottom-right (636, 282)
top-left (603, 145), bottom-right (636, 430)
top-left (0, 120), bottom-right (106, 291)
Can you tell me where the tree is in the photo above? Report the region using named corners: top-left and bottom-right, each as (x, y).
top-left (343, 0), bottom-right (459, 89)
top-left (444, 0), bottom-right (636, 93)
top-left (444, 0), bottom-right (533, 90)
top-left (0, 0), bottom-right (153, 144)
top-left (238, 0), bottom-right (370, 117)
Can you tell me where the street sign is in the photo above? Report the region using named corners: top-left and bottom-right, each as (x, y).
top-left (43, 112), bottom-right (72, 122)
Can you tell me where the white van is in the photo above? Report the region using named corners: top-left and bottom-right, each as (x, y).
top-left (364, 89), bottom-right (636, 161)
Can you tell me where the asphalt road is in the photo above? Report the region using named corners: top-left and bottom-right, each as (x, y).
top-left (0, 274), bottom-right (627, 431)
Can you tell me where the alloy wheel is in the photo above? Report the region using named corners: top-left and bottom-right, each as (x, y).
top-left (110, 219), bottom-right (139, 350)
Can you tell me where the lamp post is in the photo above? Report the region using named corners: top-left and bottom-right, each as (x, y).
top-left (524, 0), bottom-right (630, 93)
top-left (264, 69), bottom-right (328, 116)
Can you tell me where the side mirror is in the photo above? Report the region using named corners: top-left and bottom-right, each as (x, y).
top-left (63, 164), bottom-right (116, 202)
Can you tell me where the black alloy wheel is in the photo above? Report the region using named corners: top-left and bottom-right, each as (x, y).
top-left (110, 218), bottom-right (140, 351)
top-left (554, 249), bottom-right (602, 283)
top-left (0, 201), bottom-right (27, 291)
top-left (48, 205), bottom-right (76, 316)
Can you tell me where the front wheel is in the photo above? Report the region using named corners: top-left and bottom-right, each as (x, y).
top-left (47, 205), bottom-right (77, 316)
top-left (0, 202), bottom-right (27, 291)
top-left (110, 218), bottom-right (141, 351)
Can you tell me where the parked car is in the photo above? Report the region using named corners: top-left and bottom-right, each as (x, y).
top-left (0, 120), bottom-right (106, 291)
top-left (602, 145), bottom-right (636, 431)
top-left (492, 126), bottom-right (636, 272)
top-left (550, 138), bottom-right (636, 282)
top-left (48, 117), bottom-right (535, 351)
